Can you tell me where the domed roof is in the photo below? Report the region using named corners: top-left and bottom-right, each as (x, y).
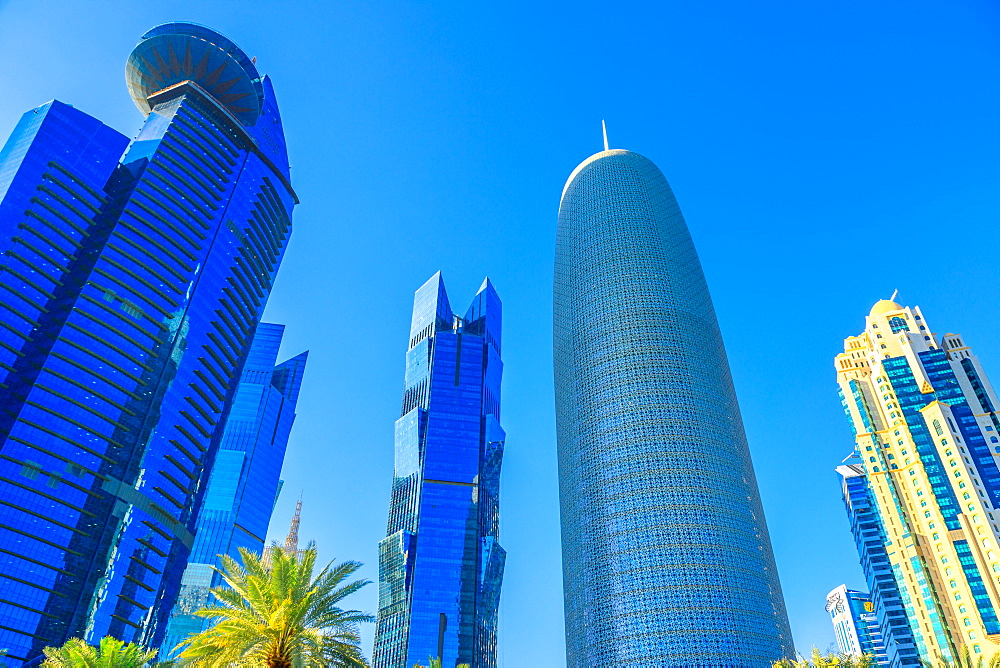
top-left (870, 299), bottom-right (903, 316)
top-left (559, 149), bottom-right (638, 205)
top-left (125, 22), bottom-right (264, 126)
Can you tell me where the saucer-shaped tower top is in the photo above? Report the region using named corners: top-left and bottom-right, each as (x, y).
top-left (126, 22), bottom-right (264, 126)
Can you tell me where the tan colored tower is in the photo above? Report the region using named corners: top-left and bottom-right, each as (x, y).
top-left (284, 498), bottom-right (303, 554)
top-left (836, 298), bottom-right (1000, 661)
top-left (264, 499), bottom-right (306, 565)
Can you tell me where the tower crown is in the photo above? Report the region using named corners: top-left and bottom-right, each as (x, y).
top-left (870, 299), bottom-right (903, 316)
top-left (284, 499), bottom-right (302, 554)
top-left (126, 22), bottom-right (264, 126)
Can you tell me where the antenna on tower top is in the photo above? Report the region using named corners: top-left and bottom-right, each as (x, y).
top-left (602, 120), bottom-right (609, 151)
top-left (890, 288), bottom-right (899, 302)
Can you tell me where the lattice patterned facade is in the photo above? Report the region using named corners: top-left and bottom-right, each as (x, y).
top-left (553, 148), bottom-right (792, 666)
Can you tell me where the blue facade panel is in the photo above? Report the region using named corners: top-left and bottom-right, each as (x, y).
top-left (841, 469), bottom-right (921, 666)
top-left (159, 323), bottom-right (306, 658)
top-left (374, 274), bottom-right (505, 668)
top-left (0, 24), bottom-right (295, 664)
top-left (846, 591), bottom-right (885, 660)
top-left (0, 100), bottom-right (130, 663)
top-left (827, 586), bottom-right (886, 663)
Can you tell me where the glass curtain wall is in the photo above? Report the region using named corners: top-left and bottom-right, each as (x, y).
top-left (160, 323), bottom-right (306, 658)
top-left (0, 23), bottom-right (296, 664)
top-left (374, 274), bottom-right (506, 668)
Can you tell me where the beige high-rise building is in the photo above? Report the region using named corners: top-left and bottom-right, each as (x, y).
top-left (837, 297), bottom-right (1000, 661)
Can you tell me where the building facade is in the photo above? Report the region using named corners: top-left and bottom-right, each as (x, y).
top-left (837, 464), bottom-right (921, 666)
top-left (825, 584), bottom-right (886, 662)
top-left (553, 146), bottom-right (792, 666)
top-left (0, 23), bottom-right (296, 663)
top-left (160, 323), bottom-right (306, 657)
top-left (836, 298), bottom-right (1000, 661)
top-left (374, 273), bottom-right (505, 668)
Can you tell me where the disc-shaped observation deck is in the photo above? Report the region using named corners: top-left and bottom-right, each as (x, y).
top-left (125, 22), bottom-right (264, 126)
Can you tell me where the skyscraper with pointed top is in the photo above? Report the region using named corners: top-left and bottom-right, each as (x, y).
top-left (284, 498), bottom-right (303, 554)
top-left (553, 137), bottom-right (792, 666)
top-left (260, 498), bottom-right (307, 567)
top-left (374, 273), bottom-right (506, 668)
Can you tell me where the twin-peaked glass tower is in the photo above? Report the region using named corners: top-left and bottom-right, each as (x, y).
top-left (0, 23), bottom-right (298, 663)
top-left (374, 273), bottom-right (505, 668)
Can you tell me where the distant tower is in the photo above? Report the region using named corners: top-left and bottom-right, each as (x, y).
top-left (373, 273), bottom-right (505, 668)
top-left (836, 298), bottom-right (1000, 660)
top-left (285, 498), bottom-right (303, 554)
top-left (160, 324), bottom-right (306, 658)
top-left (825, 585), bottom-right (886, 663)
top-left (262, 498), bottom-right (307, 566)
top-left (553, 143), bottom-right (792, 666)
top-left (836, 464), bottom-right (920, 666)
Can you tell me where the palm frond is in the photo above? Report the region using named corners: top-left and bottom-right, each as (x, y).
top-left (179, 543), bottom-right (372, 667)
top-left (41, 636), bottom-right (157, 667)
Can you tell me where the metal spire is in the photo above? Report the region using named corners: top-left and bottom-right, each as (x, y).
top-left (602, 120), bottom-right (609, 151)
top-left (284, 498), bottom-right (302, 554)
top-left (890, 288), bottom-right (899, 302)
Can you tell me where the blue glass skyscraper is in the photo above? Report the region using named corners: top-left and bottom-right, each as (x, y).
top-left (836, 465), bottom-right (920, 666)
top-left (825, 585), bottom-right (886, 663)
top-left (160, 323), bottom-right (306, 658)
top-left (0, 23), bottom-right (295, 663)
top-left (553, 146), bottom-right (792, 666)
top-left (374, 273), bottom-right (505, 668)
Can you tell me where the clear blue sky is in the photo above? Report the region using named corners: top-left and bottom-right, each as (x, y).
top-left (2, 0), bottom-right (1000, 662)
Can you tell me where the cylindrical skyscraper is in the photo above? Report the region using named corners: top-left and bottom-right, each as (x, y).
top-left (553, 147), bottom-right (792, 666)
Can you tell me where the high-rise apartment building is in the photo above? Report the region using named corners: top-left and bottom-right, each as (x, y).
top-left (837, 464), bottom-right (921, 666)
top-left (553, 145), bottom-right (792, 666)
top-left (160, 323), bottom-right (306, 657)
top-left (374, 273), bottom-right (505, 668)
top-left (836, 298), bottom-right (1000, 661)
top-left (0, 23), bottom-right (296, 663)
top-left (825, 585), bottom-right (886, 662)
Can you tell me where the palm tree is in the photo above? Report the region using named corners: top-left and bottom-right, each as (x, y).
top-left (773, 648), bottom-right (876, 667)
top-left (177, 541), bottom-right (372, 667)
top-left (921, 648), bottom-right (1000, 668)
top-left (41, 636), bottom-right (157, 667)
top-left (413, 661), bottom-right (470, 668)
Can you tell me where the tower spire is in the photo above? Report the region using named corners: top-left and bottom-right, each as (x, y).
top-left (602, 119), bottom-right (609, 151)
top-left (284, 498), bottom-right (302, 554)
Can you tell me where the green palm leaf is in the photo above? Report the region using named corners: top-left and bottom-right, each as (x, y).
top-left (41, 636), bottom-right (158, 667)
top-left (177, 541), bottom-right (372, 667)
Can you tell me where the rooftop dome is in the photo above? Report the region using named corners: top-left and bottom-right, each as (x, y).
top-left (125, 22), bottom-right (264, 126)
top-left (870, 299), bottom-right (903, 316)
